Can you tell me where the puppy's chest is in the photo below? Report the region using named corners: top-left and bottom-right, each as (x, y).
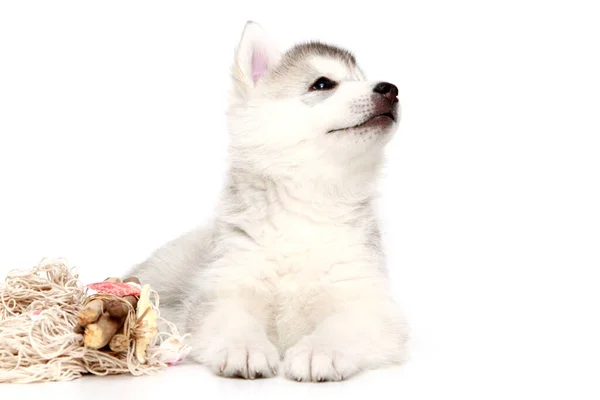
top-left (253, 212), bottom-right (368, 275)
top-left (251, 213), bottom-right (376, 350)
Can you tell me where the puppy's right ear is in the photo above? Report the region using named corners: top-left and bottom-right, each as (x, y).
top-left (230, 21), bottom-right (281, 103)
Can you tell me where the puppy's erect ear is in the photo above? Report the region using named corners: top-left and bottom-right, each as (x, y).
top-left (230, 21), bottom-right (281, 103)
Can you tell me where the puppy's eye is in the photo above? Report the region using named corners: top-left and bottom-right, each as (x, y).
top-left (310, 77), bottom-right (337, 91)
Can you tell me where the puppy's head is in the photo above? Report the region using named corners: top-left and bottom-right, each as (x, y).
top-left (226, 22), bottom-right (400, 182)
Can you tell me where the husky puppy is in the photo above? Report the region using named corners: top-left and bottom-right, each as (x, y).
top-left (127, 21), bottom-right (408, 382)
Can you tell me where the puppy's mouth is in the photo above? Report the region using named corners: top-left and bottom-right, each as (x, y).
top-left (327, 110), bottom-right (396, 134)
top-left (374, 112), bottom-right (395, 121)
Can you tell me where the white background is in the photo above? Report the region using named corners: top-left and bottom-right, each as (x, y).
top-left (1, 1), bottom-right (599, 399)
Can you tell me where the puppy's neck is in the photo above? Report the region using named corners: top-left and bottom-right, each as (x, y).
top-left (225, 167), bottom-right (380, 207)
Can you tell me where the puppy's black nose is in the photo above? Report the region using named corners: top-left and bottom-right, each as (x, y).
top-left (373, 82), bottom-right (399, 103)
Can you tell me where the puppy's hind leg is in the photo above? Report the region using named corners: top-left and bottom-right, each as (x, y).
top-left (125, 226), bottom-right (214, 328)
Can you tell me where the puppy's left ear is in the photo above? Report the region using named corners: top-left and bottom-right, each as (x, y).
top-left (230, 21), bottom-right (281, 102)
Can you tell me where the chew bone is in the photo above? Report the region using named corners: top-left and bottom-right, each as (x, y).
top-left (109, 322), bottom-right (129, 353)
top-left (106, 295), bottom-right (138, 319)
top-left (109, 333), bottom-right (129, 353)
top-left (77, 299), bottom-right (104, 326)
top-left (73, 324), bottom-right (85, 335)
top-left (83, 312), bottom-right (124, 350)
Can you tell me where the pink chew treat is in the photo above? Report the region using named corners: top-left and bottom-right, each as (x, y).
top-left (86, 282), bottom-right (141, 296)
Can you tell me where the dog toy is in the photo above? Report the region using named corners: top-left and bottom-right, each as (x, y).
top-left (0, 258), bottom-right (190, 383)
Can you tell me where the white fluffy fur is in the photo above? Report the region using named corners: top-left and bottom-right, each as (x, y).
top-left (127, 22), bottom-right (408, 382)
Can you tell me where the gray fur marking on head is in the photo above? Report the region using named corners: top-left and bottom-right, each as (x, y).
top-left (273, 41), bottom-right (357, 78)
top-left (283, 41), bottom-right (356, 66)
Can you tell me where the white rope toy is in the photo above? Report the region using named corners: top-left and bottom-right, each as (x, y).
top-left (0, 258), bottom-right (190, 384)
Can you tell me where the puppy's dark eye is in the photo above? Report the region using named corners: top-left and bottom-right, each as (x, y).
top-left (310, 77), bottom-right (337, 91)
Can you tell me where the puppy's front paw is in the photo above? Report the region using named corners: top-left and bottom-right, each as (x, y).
top-left (283, 337), bottom-right (360, 382)
top-left (194, 333), bottom-right (280, 379)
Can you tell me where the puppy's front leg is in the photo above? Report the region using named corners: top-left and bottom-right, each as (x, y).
top-left (184, 252), bottom-right (280, 380)
top-left (185, 296), bottom-right (280, 379)
top-left (284, 297), bottom-right (408, 382)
